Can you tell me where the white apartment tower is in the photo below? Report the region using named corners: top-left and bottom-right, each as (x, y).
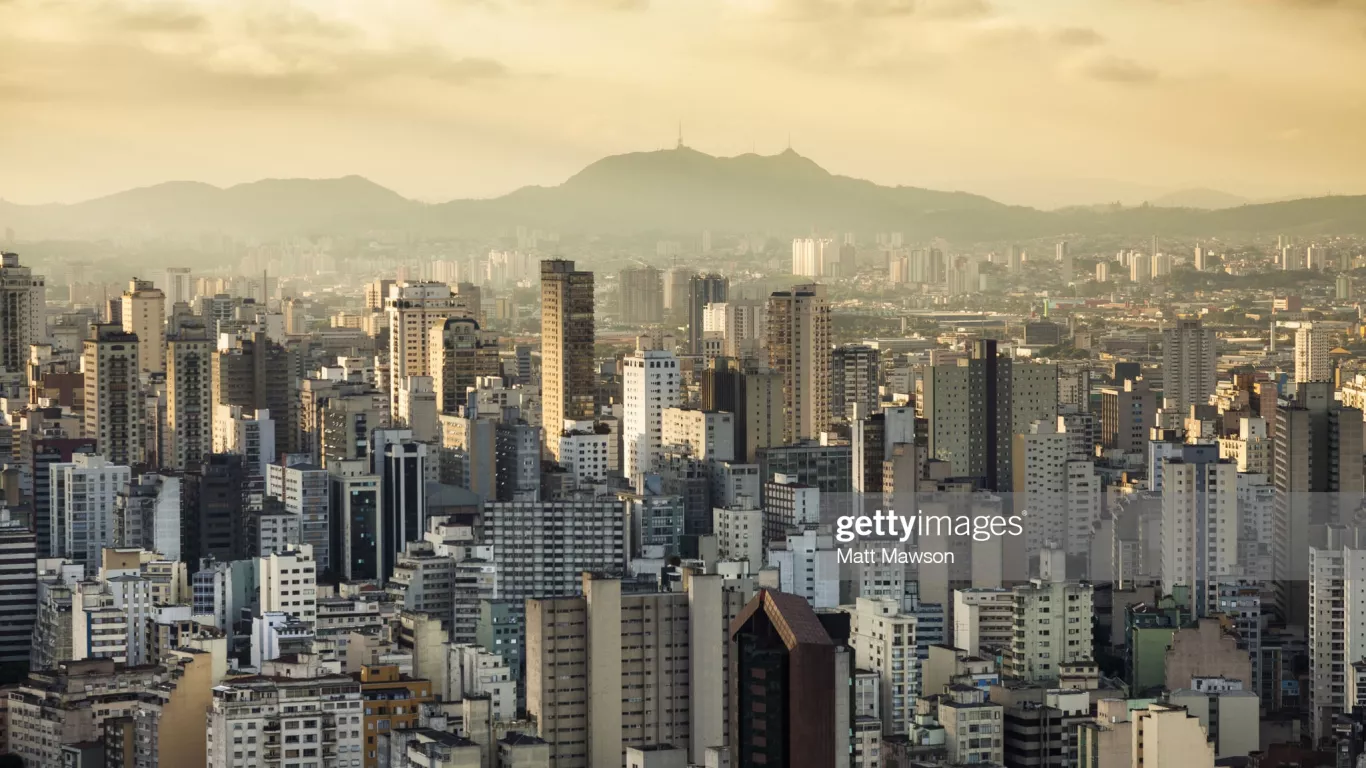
top-left (50, 455), bottom-right (132, 572)
top-left (1295, 323), bottom-right (1331, 384)
top-left (259, 544), bottom-right (318, 625)
top-left (623, 344), bottom-right (681, 480)
top-left (1160, 445), bottom-right (1240, 616)
top-left (1013, 420), bottom-right (1101, 559)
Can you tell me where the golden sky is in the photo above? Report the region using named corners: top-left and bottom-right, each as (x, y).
top-left (3, 0), bottom-right (1366, 207)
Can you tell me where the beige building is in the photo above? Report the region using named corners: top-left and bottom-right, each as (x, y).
top-left (165, 322), bottom-right (214, 470)
top-left (1164, 619), bottom-right (1253, 692)
top-left (526, 572), bottom-right (748, 768)
top-left (953, 588), bottom-right (1014, 655)
top-left (765, 284), bottom-right (831, 442)
top-left (385, 281), bottom-right (476, 418)
top-left (845, 597), bottom-right (919, 736)
top-left (1005, 579), bottom-right (1094, 683)
top-left (83, 323), bottom-right (143, 466)
top-left (540, 260), bottom-right (595, 461)
top-left (428, 317), bottom-right (500, 415)
top-left (1131, 702), bottom-right (1216, 768)
top-left (121, 278), bottom-right (166, 373)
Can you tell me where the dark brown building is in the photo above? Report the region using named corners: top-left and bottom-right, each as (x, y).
top-left (729, 589), bottom-right (845, 768)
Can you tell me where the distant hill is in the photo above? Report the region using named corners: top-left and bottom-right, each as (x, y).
top-left (1146, 188), bottom-right (1250, 210)
top-left (3, 147), bottom-right (1366, 241)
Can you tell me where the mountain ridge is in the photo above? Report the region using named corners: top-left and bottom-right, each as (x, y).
top-left (3, 147), bottom-right (1365, 241)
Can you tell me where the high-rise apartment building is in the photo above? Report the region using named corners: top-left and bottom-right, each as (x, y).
top-left (1004, 579), bottom-right (1094, 682)
top-left (846, 597), bottom-right (920, 735)
top-left (0, 251), bottom-right (46, 375)
top-left (385, 281), bottom-right (475, 416)
top-left (1012, 420), bottom-right (1101, 560)
top-left (1309, 527), bottom-right (1366, 744)
top-left (485, 498), bottom-right (628, 605)
top-left (541, 260), bottom-right (596, 461)
top-left (165, 321), bottom-right (213, 471)
top-left (51, 454), bottom-right (132, 574)
top-left (527, 572), bottom-right (742, 767)
top-left (687, 273), bottom-right (728, 355)
top-left (618, 266), bottom-right (664, 325)
top-left (428, 317), bottom-right (500, 415)
top-left (766, 284), bottom-right (832, 443)
top-left (207, 674), bottom-right (364, 768)
top-left (830, 344), bottom-right (879, 423)
top-left (0, 509), bottom-right (37, 663)
top-left (1295, 323), bottom-right (1331, 384)
top-left (83, 323), bottom-right (143, 466)
top-left (703, 299), bottom-right (767, 359)
top-left (924, 339), bottom-right (1057, 491)
top-left (1160, 444), bottom-right (1239, 615)
top-left (212, 332), bottom-right (298, 455)
top-left (1274, 381), bottom-right (1365, 627)
top-left (700, 357), bottom-right (783, 463)
top-left (267, 462), bottom-right (331, 571)
top-left (623, 343), bottom-right (681, 479)
top-left (121, 278), bottom-right (166, 373)
top-left (1162, 317), bottom-right (1218, 412)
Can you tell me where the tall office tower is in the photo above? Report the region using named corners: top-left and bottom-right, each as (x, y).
top-left (428, 317), bottom-right (500, 414)
top-left (1295, 323), bottom-right (1331, 384)
top-left (730, 589), bottom-right (851, 768)
top-left (51, 455), bottom-right (132, 574)
top-left (1004, 578), bottom-right (1094, 682)
top-left (923, 339), bottom-right (1057, 492)
top-left (527, 572), bottom-right (740, 767)
top-left (1160, 445), bottom-right (1239, 615)
top-left (623, 341), bottom-right (681, 479)
top-left (1162, 317), bottom-right (1218, 412)
top-left (328, 458), bottom-right (381, 582)
top-left (83, 323), bottom-right (143, 466)
top-left (0, 251), bottom-right (46, 374)
top-left (1012, 420), bottom-right (1101, 561)
top-left (541, 259), bottom-right (596, 461)
top-left (852, 407), bottom-right (913, 494)
top-left (385, 281), bottom-right (475, 415)
top-left (1274, 381), bottom-right (1365, 627)
top-left (618, 266), bottom-right (664, 324)
top-left (687, 273), bottom-right (729, 355)
top-left (701, 357), bottom-right (783, 463)
top-left (267, 462), bottom-right (331, 571)
top-left (182, 454), bottom-right (248, 569)
top-left (830, 344), bottom-right (879, 423)
top-left (1308, 527), bottom-right (1366, 744)
top-left (120, 278), bottom-right (166, 373)
top-left (32, 437), bottom-right (96, 557)
top-left (766, 284), bottom-right (832, 443)
top-left (212, 331), bottom-right (298, 455)
top-left (372, 431), bottom-right (428, 583)
top-left (0, 510), bottom-right (37, 663)
top-left (165, 322), bottom-right (213, 471)
top-left (163, 267), bottom-right (194, 314)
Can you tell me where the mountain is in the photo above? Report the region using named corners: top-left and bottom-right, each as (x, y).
top-left (1146, 188), bottom-right (1250, 210)
top-left (3, 147), bottom-right (1366, 241)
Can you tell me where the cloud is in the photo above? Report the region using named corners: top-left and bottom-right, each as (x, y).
top-left (1082, 55), bottom-right (1161, 84)
top-left (1053, 26), bottom-right (1105, 47)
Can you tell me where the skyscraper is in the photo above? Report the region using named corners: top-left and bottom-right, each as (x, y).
top-left (0, 252), bottom-right (46, 375)
top-left (121, 278), bottom-right (166, 373)
top-left (385, 281), bottom-right (476, 417)
top-left (687, 273), bottom-right (729, 356)
top-left (540, 259), bottom-right (595, 461)
top-left (166, 321), bottom-right (213, 471)
top-left (374, 433), bottom-right (428, 583)
top-left (83, 323), bottom-right (143, 466)
top-left (212, 331), bottom-right (298, 456)
top-left (1161, 317), bottom-right (1218, 412)
top-left (428, 317), bottom-right (500, 414)
top-left (618, 266), bottom-right (663, 325)
top-left (622, 340), bottom-right (681, 480)
top-left (1295, 323), bottom-right (1331, 384)
top-left (766, 284), bottom-right (832, 443)
top-left (730, 589), bottom-right (850, 768)
top-left (830, 344), bottom-right (879, 423)
top-left (1160, 444), bottom-right (1239, 615)
top-left (701, 357), bottom-right (784, 463)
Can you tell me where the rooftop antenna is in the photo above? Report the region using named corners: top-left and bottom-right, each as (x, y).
top-left (677, 120), bottom-right (684, 149)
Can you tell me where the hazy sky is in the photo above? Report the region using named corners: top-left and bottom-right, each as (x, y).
top-left (4, 0), bottom-right (1366, 207)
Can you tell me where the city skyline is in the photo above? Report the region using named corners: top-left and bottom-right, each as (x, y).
top-left (4, 0), bottom-right (1366, 207)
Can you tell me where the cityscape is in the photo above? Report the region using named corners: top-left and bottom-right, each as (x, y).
top-left (6, 2), bottom-right (1366, 768)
